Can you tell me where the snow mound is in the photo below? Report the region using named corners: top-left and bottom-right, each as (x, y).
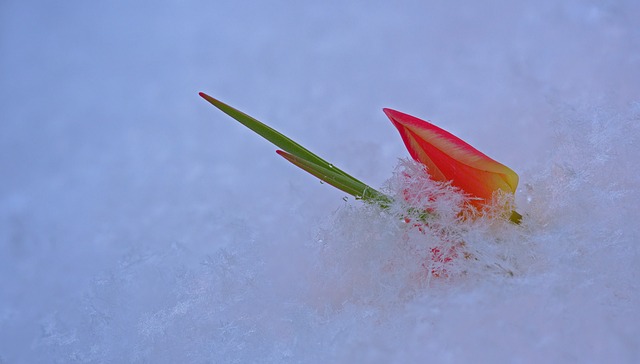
top-left (312, 159), bottom-right (535, 307)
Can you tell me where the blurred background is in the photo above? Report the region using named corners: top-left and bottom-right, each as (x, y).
top-left (1, 1), bottom-right (639, 362)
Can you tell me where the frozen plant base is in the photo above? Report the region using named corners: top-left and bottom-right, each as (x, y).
top-left (311, 159), bottom-right (536, 308)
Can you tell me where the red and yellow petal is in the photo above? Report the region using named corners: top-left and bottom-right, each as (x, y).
top-left (384, 108), bottom-right (518, 205)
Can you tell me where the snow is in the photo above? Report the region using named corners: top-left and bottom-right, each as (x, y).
top-left (1, 0), bottom-right (639, 362)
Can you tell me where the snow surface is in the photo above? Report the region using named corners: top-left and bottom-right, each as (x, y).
top-left (1, 0), bottom-right (639, 362)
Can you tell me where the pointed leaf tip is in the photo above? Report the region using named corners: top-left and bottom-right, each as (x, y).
top-left (199, 92), bottom-right (215, 102)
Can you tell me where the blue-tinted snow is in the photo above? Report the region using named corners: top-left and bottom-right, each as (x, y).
top-left (1, 1), bottom-right (639, 362)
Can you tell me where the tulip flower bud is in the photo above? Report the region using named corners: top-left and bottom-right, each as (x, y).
top-left (384, 108), bottom-right (519, 209)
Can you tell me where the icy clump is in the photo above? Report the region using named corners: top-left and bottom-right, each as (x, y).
top-left (311, 159), bottom-right (535, 307)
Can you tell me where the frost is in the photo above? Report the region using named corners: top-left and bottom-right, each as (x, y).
top-left (311, 159), bottom-right (535, 308)
top-left (2, 1), bottom-right (640, 363)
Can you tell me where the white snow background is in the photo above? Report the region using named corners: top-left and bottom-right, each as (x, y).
top-left (1, 1), bottom-right (639, 363)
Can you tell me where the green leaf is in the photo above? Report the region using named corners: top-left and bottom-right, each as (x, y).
top-left (199, 92), bottom-right (393, 207)
top-left (200, 93), bottom-right (359, 184)
top-left (276, 150), bottom-right (392, 207)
